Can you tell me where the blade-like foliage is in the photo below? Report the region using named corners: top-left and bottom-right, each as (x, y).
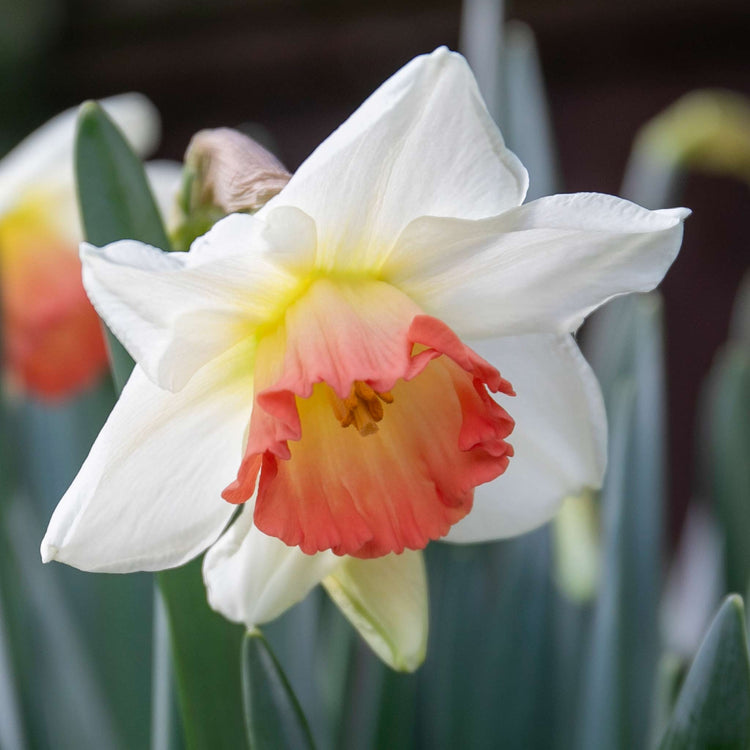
top-left (242, 630), bottom-right (316, 750)
top-left (0, 382), bottom-right (27, 750)
top-left (658, 595), bottom-right (750, 749)
top-left (703, 336), bottom-right (750, 594)
top-left (75, 100), bottom-right (169, 391)
top-left (416, 533), bottom-right (557, 750)
top-left (157, 562), bottom-right (246, 749)
top-left (575, 381), bottom-right (636, 750)
top-left (579, 293), bottom-right (667, 750)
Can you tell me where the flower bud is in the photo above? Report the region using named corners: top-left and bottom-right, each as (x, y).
top-left (634, 90), bottom-right (750, 180)
top-left (184, 128), bottom-right (291, 215)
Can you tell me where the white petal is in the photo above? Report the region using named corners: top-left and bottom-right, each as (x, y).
top-left (263, 46), bottom-right (527, 272)
top-left (81, 209), bottom-right (310, 391)
top-left (446, 333), bottom-right (606, 542)
top-left (386, 193), bottom-right (690, 338)
top-left (0, 93), bottom-right (160, 216)
top-left (322, 550), bottom-right (428, 672)
top-left (203, 508), bottom-right (341, 626)
top-left (40, 340), bottom-right (254, 572)
top-left (100, 93), bottom-right (161, 157)
top-left (144, 159), bottom-right (183, 232)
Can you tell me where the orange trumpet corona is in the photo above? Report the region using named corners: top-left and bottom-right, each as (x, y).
top-left (221, 279), bottom-right (515, 559)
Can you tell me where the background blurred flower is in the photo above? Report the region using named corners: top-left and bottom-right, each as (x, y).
top-left (0, 94), bottom-right (175, 400)
top-left (42, 48), bottom-right (687, 670)
top-left (632, 89), bottom-right (750, 181)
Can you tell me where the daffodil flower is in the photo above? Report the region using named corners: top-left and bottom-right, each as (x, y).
top-left (0, 95), bottom-right (178, 399)
top-left (41, 48), bottom-right (688, 670)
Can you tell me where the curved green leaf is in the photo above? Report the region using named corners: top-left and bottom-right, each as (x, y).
top-left (658, 595), bottom-right (750, 749)
top-left (242, 630), bottom-right (316, 750)
top-left (75, 100), bottom-right (171, 391)
top-left (75, 100), bottom-right (170, 250)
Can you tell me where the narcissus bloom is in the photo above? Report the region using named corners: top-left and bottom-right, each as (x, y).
top-left (42, 49), bottom-right (688, 670)
top-left (0, 95), bottom-right (176, 399)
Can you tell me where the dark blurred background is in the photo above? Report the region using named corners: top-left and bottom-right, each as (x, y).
top-left (2, 0), bottom-right (749, 539)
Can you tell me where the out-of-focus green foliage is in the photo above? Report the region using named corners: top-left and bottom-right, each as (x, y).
top-left (242, 630), bottom-right (316, 750)
top-left (158, 561), bottom-right (247, 750)
top-left (701, 276), bottom-right (750, 595)
top-left (580, 293), bottom-right (666, 750)
top-left (658, 596), bottom-right (750, 749)
top-left (575, 381), bottom-right (636, 750)
top-left (0, 346), bottom-right (27, 750)
top-left (649, 655), bottom-right (688, 748)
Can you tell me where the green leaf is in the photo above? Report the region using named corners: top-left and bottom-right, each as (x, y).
top-left (416, 533), bottom-right (558, 750)
top-left (14, 380), bottom-right (114, 514)
top-left (11, 382), bottom-right (153, 749)
top-left (75, 99), bottom-right (172, 392)
top-left (580, 293), bottom-right (667, 749)
top-left (158, 561), bottom-right (246, 750)
top-left (151, 588), bottom-right (183, 750)
top-left (330, 627), bottom-right (418, 750)
top-left (372, 668), bottom-right (418, 750)
top-left (658, 595), bottom-right (750, 749)
top-left (264, 593), bottom-right (331, 746)
top-left (0, 394), bottom-right (27, 750)
top-left (313, 594), bottom-right (357, 750)
top-left (575, 381), bottom-right (636, 750)
top-left (502, 21), bottom-right (560, 200)
top-left (0, 588), bottom-right (26, 750)
top-left (649, 654), bottom-right (687, 749)
top-left (242, 629), bottom-right (316, 750)
top-left (75, 100), bottom-right (171, 251)
top-left (704, 344), bottom-right (750, 594)
top-left (0, 496), bottom-right (121, 749)
top-left (75, 101), bottom-right (247, 749)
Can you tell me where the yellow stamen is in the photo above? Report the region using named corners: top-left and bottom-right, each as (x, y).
top-left (327, 380), bottom-right (394, 436)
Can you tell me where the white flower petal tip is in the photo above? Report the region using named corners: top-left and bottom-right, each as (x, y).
top-left (80, 209), bottom-right (308, 391)
top-left (40, 350), bottom-right (252, 573)
top-left (79, 210), bottom-right (305, 392)
top-left (97, 93), bottom-right (162, 159)
top-left (39, 543), bottom-right (59, 564)
top-left (322, 550), bottom-right (428, 672)
top-left (264, 46), bottom-right (527, 271)
top-left (145, 160), bottom-right (184, 231)
top-left (202, 508), bottom-right (341, 626)
top-left (386, 194), bottom-right (690, 339)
